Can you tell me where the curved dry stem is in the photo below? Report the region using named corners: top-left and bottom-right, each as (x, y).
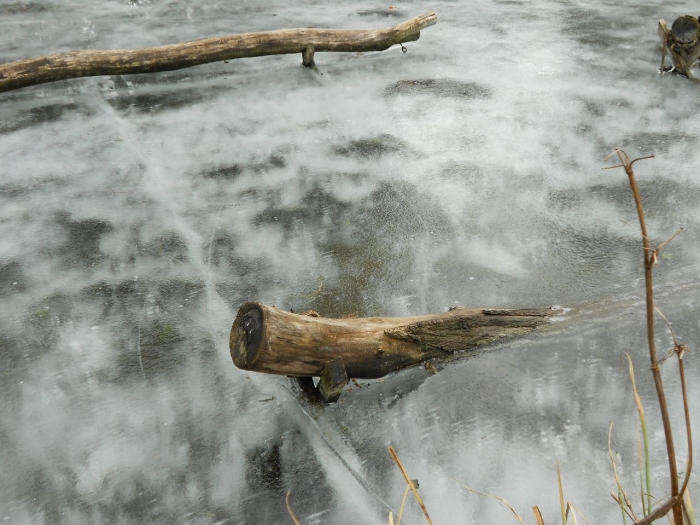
top-left (395, 483), bottom-right (411, 525)
top-left (629, 155), bottom-right (656, 168)
top-left (655, 307), bottom-right (680, 348)
top-left (450, 476), bottom-right (527, 525)
top-left (677, 356), bottom-right (693, 500)
top-left (286, 490), bottom-right (302, 525)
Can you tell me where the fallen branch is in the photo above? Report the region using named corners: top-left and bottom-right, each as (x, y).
top-left (229, 302), bottom-right (552, 402)
top-left (0, 11), bottom-right (437, 93)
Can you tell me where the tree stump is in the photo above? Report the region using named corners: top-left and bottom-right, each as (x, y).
top-left (229, 302), bottom-right (553, 402)
top-left (659, 15), bottom-right (700, 79)
top-left (672, 15), bottom-right (700, 45)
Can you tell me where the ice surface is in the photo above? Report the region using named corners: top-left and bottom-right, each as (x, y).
top-left (1, 0), bottom-right (699, 523)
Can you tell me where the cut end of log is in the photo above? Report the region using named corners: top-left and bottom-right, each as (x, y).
top-left (671, 15), bottom-right (700, 45)
top-left (659, 14), bottom-right (700, 79)
top-left (230, 302), bottom-right (264, 370)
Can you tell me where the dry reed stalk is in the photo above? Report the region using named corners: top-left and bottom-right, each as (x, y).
top-left (388, 447), bottom-right (434, 525)
top-left (604, 149), bottom-right (694, 525)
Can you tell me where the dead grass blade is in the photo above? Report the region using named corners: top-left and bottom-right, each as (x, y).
top-left (450, 476), bottom-right (526, 525)
top-left (683, 490), bottom-right (696, 525)
top-left (533, 506), bottom-right (545, 525)
top-left (608, 423), bottom-right (630, 524)
top-left (568, 503), bottom-right (592, 525)
top-left (394, 483), bottom-right (411, 525)
top-left (624, 352), bottom-right (652, 516)
top-left (286, 490), bottom-right (302, 525)
top-left (568, 503), bottom-right (579, 525)
top-left (636, 422), bottom-right (644, 513)
top-left (557, 459), bottom-right (567, 525)
top-left (388, 447), bottom-right (433, 525)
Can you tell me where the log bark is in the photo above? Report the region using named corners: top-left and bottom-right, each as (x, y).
top-left (0, 12), bottom-right (437, 94)
top-left (229, 302), bottom-right (553, 381)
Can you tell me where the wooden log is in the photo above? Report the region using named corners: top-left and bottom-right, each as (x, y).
top-left (0, 12), bottom-right (437, 94)
top-left (229, 302), bottom-right (553, 381)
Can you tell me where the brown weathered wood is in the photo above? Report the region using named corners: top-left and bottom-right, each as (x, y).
top-left (671, 15), bottom-right (699, 45)
top-left (659, 15), bottom-right (700, 80)
top-left (317, 358), bottom-right (348, 403)
top-left (0, 12), bottom-right (437, 94)
top-left (229, 302), bottom-right (552, 380)
top-left (302, 44), bottom-right (316, 68)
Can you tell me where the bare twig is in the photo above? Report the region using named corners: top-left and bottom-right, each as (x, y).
top-left (655, 228), bottom-right (684, 256)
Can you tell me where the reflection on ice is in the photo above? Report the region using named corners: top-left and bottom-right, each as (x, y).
top-left (1, 0), bottom-right (700, 523)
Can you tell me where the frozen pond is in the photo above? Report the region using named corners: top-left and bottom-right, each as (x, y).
top-left (1, 0), bottom-right (699, 523)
